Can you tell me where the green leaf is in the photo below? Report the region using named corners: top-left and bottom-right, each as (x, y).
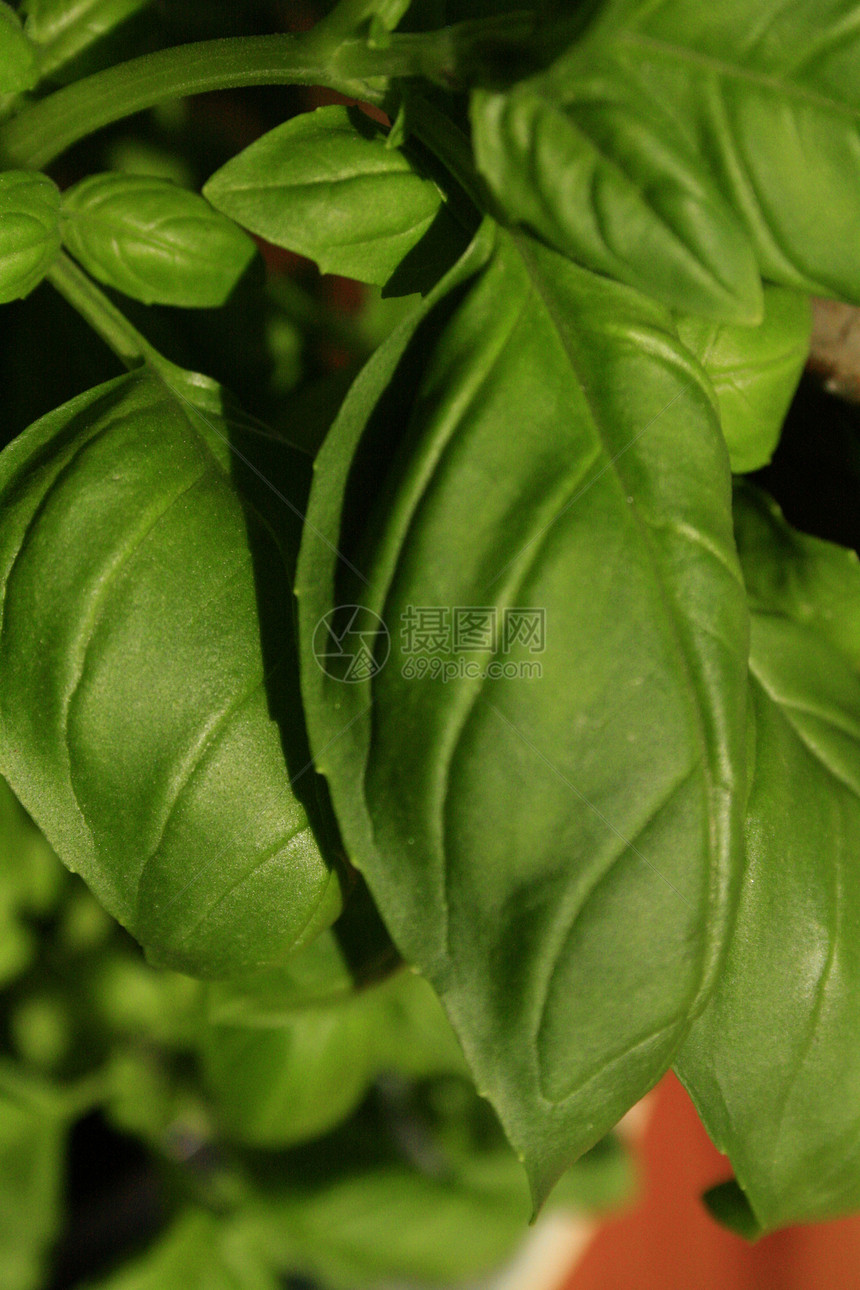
top-left (371, 969), bottom-right (470, 1080)
top-left (203, 1004), bottom-right (377, 1148)
top-left (60, 173), bottom-right (256, 307)
top-left (244, 1163), bottom-right (540, 1290)
top-left (88, 952), bottom-right (201, 1046)
top-left (0, 3), bottom-right (37, 93)
top-left (83, 1209), bottom-right (279, 1290)
top-left (297, 220), bottom-right (749, 1206)
top-left (676, 486), bottom-right (860, 1231)
top-left (0, 171), bottom-right (61, 303)
top-left (203, 966), bottom-right (467, 1147)
top-left (23, 0), bottom-right (154, 81)
top-left (203, 106), bottom-right (460, 292)
top-left (732, 484), bottom-right (860, 671)
top-left (0, 367), bottom-right (342, 978)
top-left (574, 0), bottom-right (860, 305)
top-left (0, 777), bottom-right (65, 986)
top-left (205, 930), bottom-right (358, 1025)
top-left (240, 1094), bottom-right (632, 1290)
top-left (675, 287), bottom-right (811, 473)
top-left (0, 778), bottom-right (64, 915)
top-left (471, 63), bottom-right (763, 323)
top-left (0, 1065), bottom-right (67, 1290)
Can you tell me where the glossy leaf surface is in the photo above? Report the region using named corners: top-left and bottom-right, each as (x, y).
top-left (0, 172), bottom-right (61, 303)
top-left (203, 106), bottom-right (456, 290)
top-left (676, 485), bottom-right (860, 1231)
top-left (298, 222), bottom-right (748, 1203)
top-left (60, 173), bottom-right (256, 307)
top-left (0, 367), bottom-right (341, 978)
top-left (676, 286), bottom-right (811, 473)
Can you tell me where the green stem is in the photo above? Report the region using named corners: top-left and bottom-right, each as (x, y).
top-left (47, 252), bottom-right (164, 371)
top-left (0, 34), bottom-right (383, 170)
top-left (0, 15), bottom-right (534, 171)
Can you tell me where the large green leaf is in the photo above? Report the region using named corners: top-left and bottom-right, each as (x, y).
top-left (203, 106), bottom-right (461, 292)
top-left (574, 0), bottom-right (860, 305)
top-left (471, 63), bottom-right (763, 323)
top-left (0, 171), bottom-right (61, 303)
top-left (0, 367), bottom-right (341, 978)
top-left (297, 220), bottom-right (748, 1204)
top-left (676, 485), bottom-right (860, 1231)
top-left (60, 174), bottom-right (256, 307)
top-left (675, 286), bottom-right (811, 473)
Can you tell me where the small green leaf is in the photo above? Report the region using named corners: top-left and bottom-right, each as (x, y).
top-left (205, 930), bottom-right (357, 1025)
top-left (298, 221), bottom-right (748, 1206)
top-left (88, 952), bottom-right (201, 1046)
top-left (733, 484), bottom-right (860, 670)
top-left (372, 969), bottom-right (470, 1080)
top-left (471, 67), bottom-right (763, 323)
top-left (203, 106), bottom-right (458, 291)
top-left (202, 1001), bottom-right (378, 1147)
top-left (203, 966), bottom-right (467, 1147)
top-left (0, 777), bottom-right (65, 986)
top-left (0, 1066), bottom-right (67, 1290)
top-left (675, 287), bottom-right (811, 473)
top-left (0, 3), bottom-right (37, 93)
top-left (676, 486), bottom-right (860, 1231)
top-left (0, 367), bottom-right (342, 978)
top-left (83, 1210), bottom-right (279, 1290)
top-left (9, 995), bottom-right (72, 1071)
top-left (60, 173), bottom-right (256, 307)
top-left (23, 0), bottom-right (154, 81)
top-left (0, 171), bottom-right (61, 303)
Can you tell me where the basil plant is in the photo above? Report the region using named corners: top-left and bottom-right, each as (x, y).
top-left (0, 0), bottom-right (858, 1283)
